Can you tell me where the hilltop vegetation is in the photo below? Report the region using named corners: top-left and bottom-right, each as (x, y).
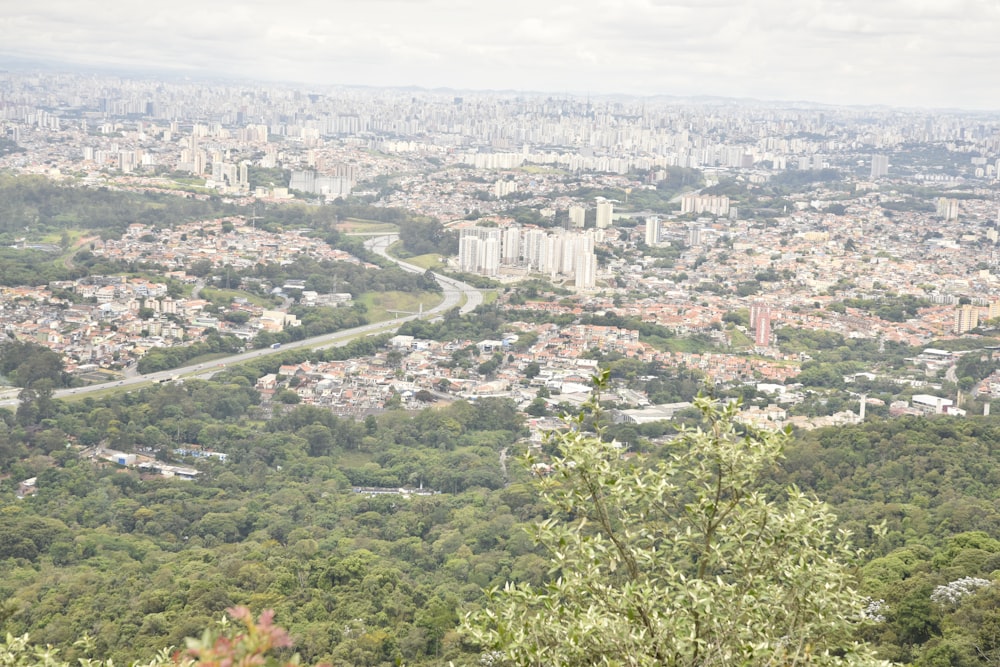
top-left (0, 175), bottom-right (238, 242)
top-left (0, 379), bottom-right (530, 665)
top-left (2, 351), bottom-right (1000, 665)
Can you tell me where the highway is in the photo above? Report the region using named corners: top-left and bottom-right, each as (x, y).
top-left (0, 235), bottom-right (483, 408)
top-left (362, 233), bottom-right (483, 315)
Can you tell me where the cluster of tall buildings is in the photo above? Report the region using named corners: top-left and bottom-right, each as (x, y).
top-left (954, 300), bottom-right (1000, 334)
top-left (567, 199), bottom-right (614, 229)
top-left (211, 160), bottom-right (249, 190)
top-left (937, 197), bottom-right (961, 221)
top-left (289, 168), bottom-right (355, 197)
top-left (458, 226), bottom-right (599, 289)
top-left (680, 193), bottom-right (731, 217)
top-left (8, 71), bottom-right (1000, 185)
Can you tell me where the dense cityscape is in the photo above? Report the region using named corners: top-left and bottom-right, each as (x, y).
top-left (5, 63), bottom-right (1000, 666)
top-left (4, 70), bottom-right (1000, 426)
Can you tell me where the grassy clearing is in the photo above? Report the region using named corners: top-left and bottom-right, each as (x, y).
top-left (727, 327), bottom-right (754, 349)
top-left (386, 240), bottom-right (404, 257)
top-left (155, 178), bottom-right (214, 195)
top-left (358, 290), bottom-right (444, 322)
top-left (338, 449), bottom-right (375, 467)
top-left (399, 252), bottom-right (446, 270)
top-left (386, 241), bottom-right (448, 269)
top-left (200, 287), bottom-right (278, 308)
top-left (339, 218), bottom-right (399, 234)
top-left (481, 290), bottom-right (499, 306)
top-left (40, 230), bottom-right (80, 245)
top-left (517, 165), bottom-right (569, 175)
top-left (62, 384), bottom-right (126, 403)
top-left (183, 352), bottom-right (235, 367)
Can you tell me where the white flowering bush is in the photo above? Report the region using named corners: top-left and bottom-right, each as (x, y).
top-left (930, 577), bottom-right (992, 606)
top-left (861, 598), bottom-right (886, 623)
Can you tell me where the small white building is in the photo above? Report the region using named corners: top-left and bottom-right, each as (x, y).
top-left (912, 394), bottom-right (953, 415)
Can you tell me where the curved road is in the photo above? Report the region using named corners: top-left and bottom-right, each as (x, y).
top-left (0, 235), bottom-right (482, 408)
top-left (363, 233), bottom-right (482, 316)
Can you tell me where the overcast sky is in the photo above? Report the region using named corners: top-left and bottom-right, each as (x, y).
top-left (2, 0), bottom-right (999, 110)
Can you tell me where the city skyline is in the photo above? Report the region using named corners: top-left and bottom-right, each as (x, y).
top-left (3, 0), bottom-right (1000, 111)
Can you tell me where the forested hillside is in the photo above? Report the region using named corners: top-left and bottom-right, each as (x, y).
top-left (0, 175), bottom-right (238, 241)
top-left (0, 374), bottom-right (531, 665)
top-left (4, 335), bottom-right (1000, 664)
top-left (3, 369), bottom-right (1000, 665)
top-left (781, 418), bottom-right (1000, 665)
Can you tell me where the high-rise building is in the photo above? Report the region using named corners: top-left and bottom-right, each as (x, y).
top-left (751, 300), bottom-right (772, 347)
top-left (560, 232), bottom-right (578, 275)
top-left (458, 227), bottom-right (502, 276)
top-left (955, 304), bottom-right (980, 333)
top-left (502, 226), bottom-right (521, 265)
top-left (238, 161), bottom-right (249, 190)
top-left (687, 225), bottom-right (703, 247)
top-left (870, 154), bottom-right (889, 179)
top-left (574, 233), bottom-right (597, 289)
top-left (522, 229), bottom-right (548, 271)
top-left (988, 300), bottom-right (1000, 322)
top-left (937, 197), bottom-right (960, 220)
top-left (494, 180), bottom-right (518, 198)
top-left (545, 234), bottom-right (564, 278)
top-left (645, 216), bottom-right (661, 246)
top-left (569, 205), bottom-right (586, 228)
top-left (681, 194), bottom-right (730, 217)
top-left (596, 200), bottom-right (613, 229)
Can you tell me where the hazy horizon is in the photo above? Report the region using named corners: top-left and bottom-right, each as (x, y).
top-left (3, 0), bottom-right (1000, 111)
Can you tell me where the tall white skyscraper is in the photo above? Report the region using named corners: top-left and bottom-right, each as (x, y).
top-left (458, 235), bottom-right (481, 273)
top-left (937, 197), bottom-right (960, 220)
top-left (870, 154), bottom-right (889, 179)
top-left (458, 227), bottom-right (502, 276)
top-left (645, 216), bottom-right (661, 246)
top-left (545, 234), bottom-right (563, 277)
top-left (569, 205), bottom-right (586, 228)
top-left (502, 226), bottom-right (521, 265)
top-left (688, 225), bottom-right (703, 247)
top-left (574, 233), bottom-right (597, 289)
top-left (522, 229), bottom-right (548, 271)
top-left (560, 232), bottom-right (578, 276)
top-left (596, 200), bottom-right (613, 229)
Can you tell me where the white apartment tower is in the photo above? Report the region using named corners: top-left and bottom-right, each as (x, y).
top-left (681, 194), bottom-right (730, 217)
top-left (569, 205), bottom-right (586, 228)
top-left (458, 225), bottom-right (598, 288)
top-left (596, 200), bottom-right (613, 229)
top-left (870, 154), bottom-right (889, 179)
top-left (545, 234), bottom-right (564, 277)
top-left (645, 216), bottom-right (661, 246)
top-left (522, 229), bottom-right (548, 271)
top-left (955, 304), bottom-right (979, 334)
top-left (574, 233), bottom-right (597, 289)
top-left (458, 227), bottom-right (502, 276)
top-left (502, 226), bottom-right (521, 265)
top-left (937, 198), bottom-right (960, 221)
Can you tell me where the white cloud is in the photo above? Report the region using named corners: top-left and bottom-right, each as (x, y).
top-left (0, 0), bottom-right (999, 108)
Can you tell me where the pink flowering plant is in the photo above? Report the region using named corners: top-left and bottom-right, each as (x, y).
top-left (176, 607), bottom-right (318, 667)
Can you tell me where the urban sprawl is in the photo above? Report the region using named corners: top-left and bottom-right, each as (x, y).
top-left (4, 69), bottom-right (1000, 451)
